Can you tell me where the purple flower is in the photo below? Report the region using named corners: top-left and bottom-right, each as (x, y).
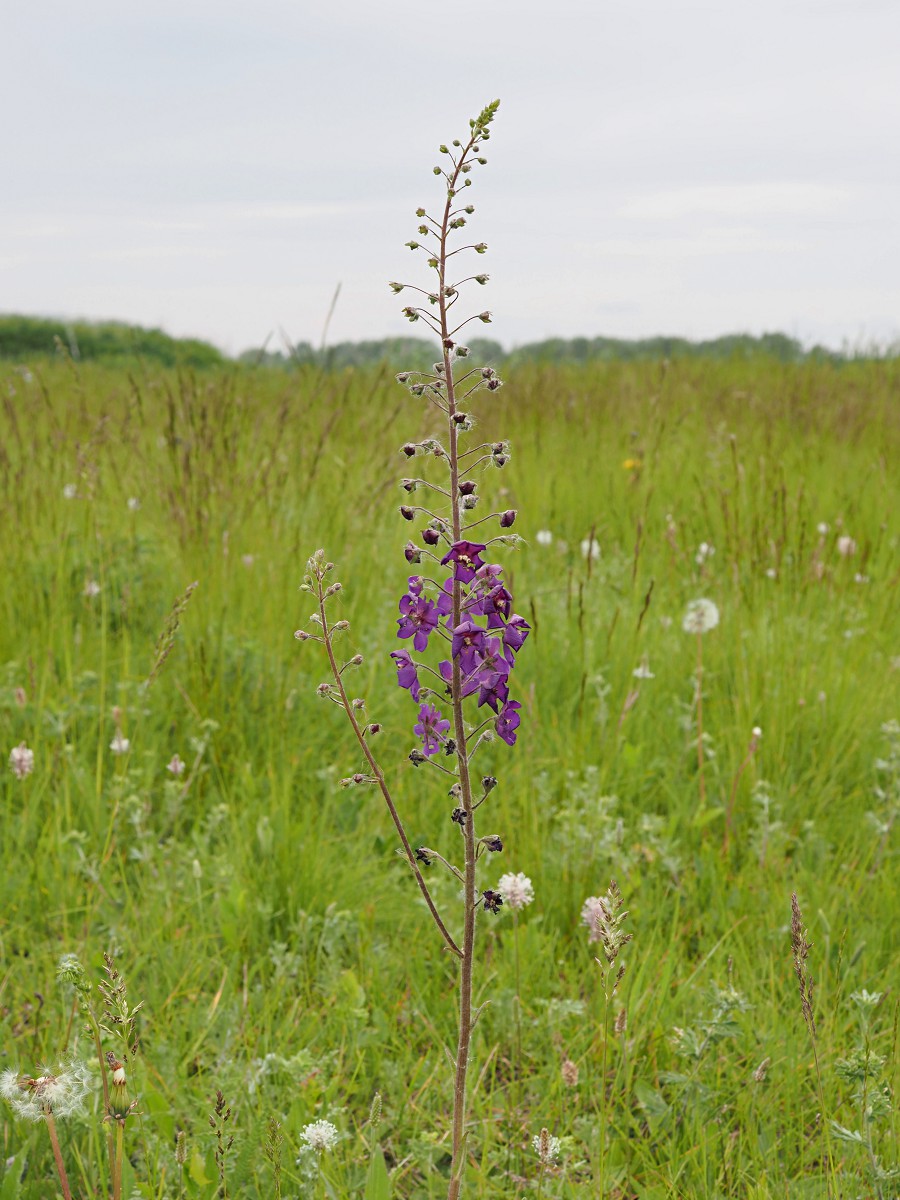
top-left (397, 592), bottom-right (438, 651)
top-left (481, 583), bottom-right (513, 628)
top-left (451, 620), bottom-right (487, 673)
top-left (495, 699), bottom-right (522, 745)
top-left (499, 509), bottom-right (517, 528)
top-left (476, 674), bottom-right (510, 714)
top-left (439, 659), bottom-right (478, 698)
top-left (414, 703), bottom-right (451, 757)
top-left (390, 649), bottom-right (421, 701)
top-left (435, 577), bottom-right (455, 618)
top-left (441, 541), bottom-right (487, 583)
top-left (474, 637), bottom-right (510, 690)
top-left (502, 614), bottom-right (531, 663)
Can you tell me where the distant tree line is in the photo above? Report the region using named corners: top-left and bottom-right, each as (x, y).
top-left (3, 314), bottom-right (892, 370)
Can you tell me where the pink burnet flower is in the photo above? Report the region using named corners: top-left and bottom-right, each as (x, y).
top-left (9, 743), bottom-right (34, 779)
top-left (496, 871), bottom-right (534, 911)
top-left (167, 754), bottom-right (186, 777)
top-left (109, 733), bottom-right (130, 756)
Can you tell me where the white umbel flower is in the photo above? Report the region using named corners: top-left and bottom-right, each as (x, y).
top-left (496, 872), bottom-right (534, 911)
top-left (299, 1119), bottom-right (339, 1153)
top-left (682, 598), bottom-right (719, 635)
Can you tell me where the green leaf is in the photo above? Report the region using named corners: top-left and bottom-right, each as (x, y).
top-left (634, 1079), bottom-right (669, 1119)
top-left (0, 1158), bottom-right (22, 1200)
top-left (364, 1142), bottom-right (391, 1200)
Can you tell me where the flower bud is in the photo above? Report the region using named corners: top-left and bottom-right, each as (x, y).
top-left (400, 505), bottom-right (415, 520)
top-left (494, 454), bottom-right (509, 467)
top-left (416, 207), bottom-right (426, 217)
top-left (455, 343), bottom-right (470, 356)
top-left (458, 480), bottom-right (477, 496)
top-left (451, 806), bottom-right (468, 825)
top-left (367, 722), bottom-right (381, 736)
top-left (482, 835), bottom-right (503, 852)
top-left (409, 749), bottom-right (427, 766)
top-left (389, 283), bottom-right (404, 295)
top-left (404, 542), bottom-right (423, 564)
top-left (332, 619), bottom-right (350, 631)
top-left (478, 311), bottom-right (492, 323)
top-left (452, 411), bottom-right (469, 425)
top-left (316, 682), bottom-right (332, 697)
top-left (464, 205), bottom-right (474, 214)
top-left (462, 495), bottom-right (478, 510)
top-left (401, 443), bottom-right (417, 457)
top-left (481, 775), bottom-right (498, 792)
top-left (294, 629), bottom-right (310, 640)
top-left (405, 241), bottom-right (419, 250)
top-left (475, 274), bottom-right (489, 285)
top-left (396, 371), bottom-right (410, 383)
top-left (351, 697), bottom-right (365, 709)
top-left (401, 478), bottom-right (417, 492)
top-left (499, 509), bottom-right (517, 528)
top-left (418, 225), bottom-right (428, 236)
top-left (474, 243), bottom-right (488, 254)
top-left (422, 528), bottom-right (440, 546)
top-left (486, 378), bottom-right (503, 391)
top-left (349, 654), bottom-right (364, 665)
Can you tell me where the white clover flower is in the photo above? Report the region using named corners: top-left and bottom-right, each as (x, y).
top-left (682, 598), bottom-right (719, 635)
top-left (127, 497), bottom-right (141, 512)
top-left (83, 580), bottom-right (101, 598)
top-left (532, 1128), bottom-right (561, 1164)
top-left (9, 743), bottom-right (34, 779)
top-left (497, 872), bottom-right (534, 912)
top-left (167, 753), bottom-right (186, 777)
top-left (0, 1061), bottom-right (91, 1122)
top-left (63, 484), bottom-right (77, 500)
top-left (580, 537), bottom-right (601, 561)
top-left (837, 535), bottom-right (857, 557)
top-left (299, 1119), bottom-right (339, 1153)
top-left (109, 733), bottom-right (130, 756)
top-left (535, 529), bottom-right (553, 546)
top-left (632, 660), bottom-right (655, 680)
top-left (817, 522), bottom-right (829, 535)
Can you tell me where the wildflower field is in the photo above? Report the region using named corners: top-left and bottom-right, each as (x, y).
top-left (1, 352), bottom-right (898, 1198)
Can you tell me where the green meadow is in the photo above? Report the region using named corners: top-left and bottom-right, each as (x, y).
top-left (1, 353), bottom-right (898, 1198)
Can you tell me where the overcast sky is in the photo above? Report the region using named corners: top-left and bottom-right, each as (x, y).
top-left (3, 0), bottom-right (898, 355)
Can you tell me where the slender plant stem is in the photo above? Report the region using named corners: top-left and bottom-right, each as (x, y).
top-left (441, 124), bottom-right (485, 1200)
top-left (113, 1121), bottom-right (124, 1200)
top-left (598, 972), bottom-right (610, 1198)
top-left (44, 1114), bottom-right (73, 1200)
top-left (695, 631), bottom-right (706, 808)
top-left (512, 912), bottom-right (522, 1120)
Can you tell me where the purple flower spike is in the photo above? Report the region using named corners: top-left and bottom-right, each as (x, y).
top-left (441, 540), bottom-right (487, 583)
top-left (495, 699), bottom-right (522, 745)
top-left (414, 703), bottom-right (451, 757)
top-left (435, 577), bottom-right (455, 618)
top-left (397, 592), bottom-right (438, 651)
top-left (502, 614), bottom-right (531, 663)
top-left (475, 637), bottom-right (511, 689)
top-left (481, 583), bottom-right (513, 628)
top-left (451, 620), bottom-right (487, 673)
top-left (390, 649), bottom-right (422, 701)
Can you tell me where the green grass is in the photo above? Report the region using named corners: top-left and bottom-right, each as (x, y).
top-left (1, 354), bottom-right (898, 1199)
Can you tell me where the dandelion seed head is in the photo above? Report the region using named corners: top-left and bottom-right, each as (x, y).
top-left (682, 598), bottom-right (719, 635)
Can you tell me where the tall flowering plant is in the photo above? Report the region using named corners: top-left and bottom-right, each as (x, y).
top-left (295, 99), bottom-right (529, 1199)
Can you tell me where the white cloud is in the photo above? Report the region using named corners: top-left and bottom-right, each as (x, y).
top-left (620, 184), bottom-right (853, 220)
